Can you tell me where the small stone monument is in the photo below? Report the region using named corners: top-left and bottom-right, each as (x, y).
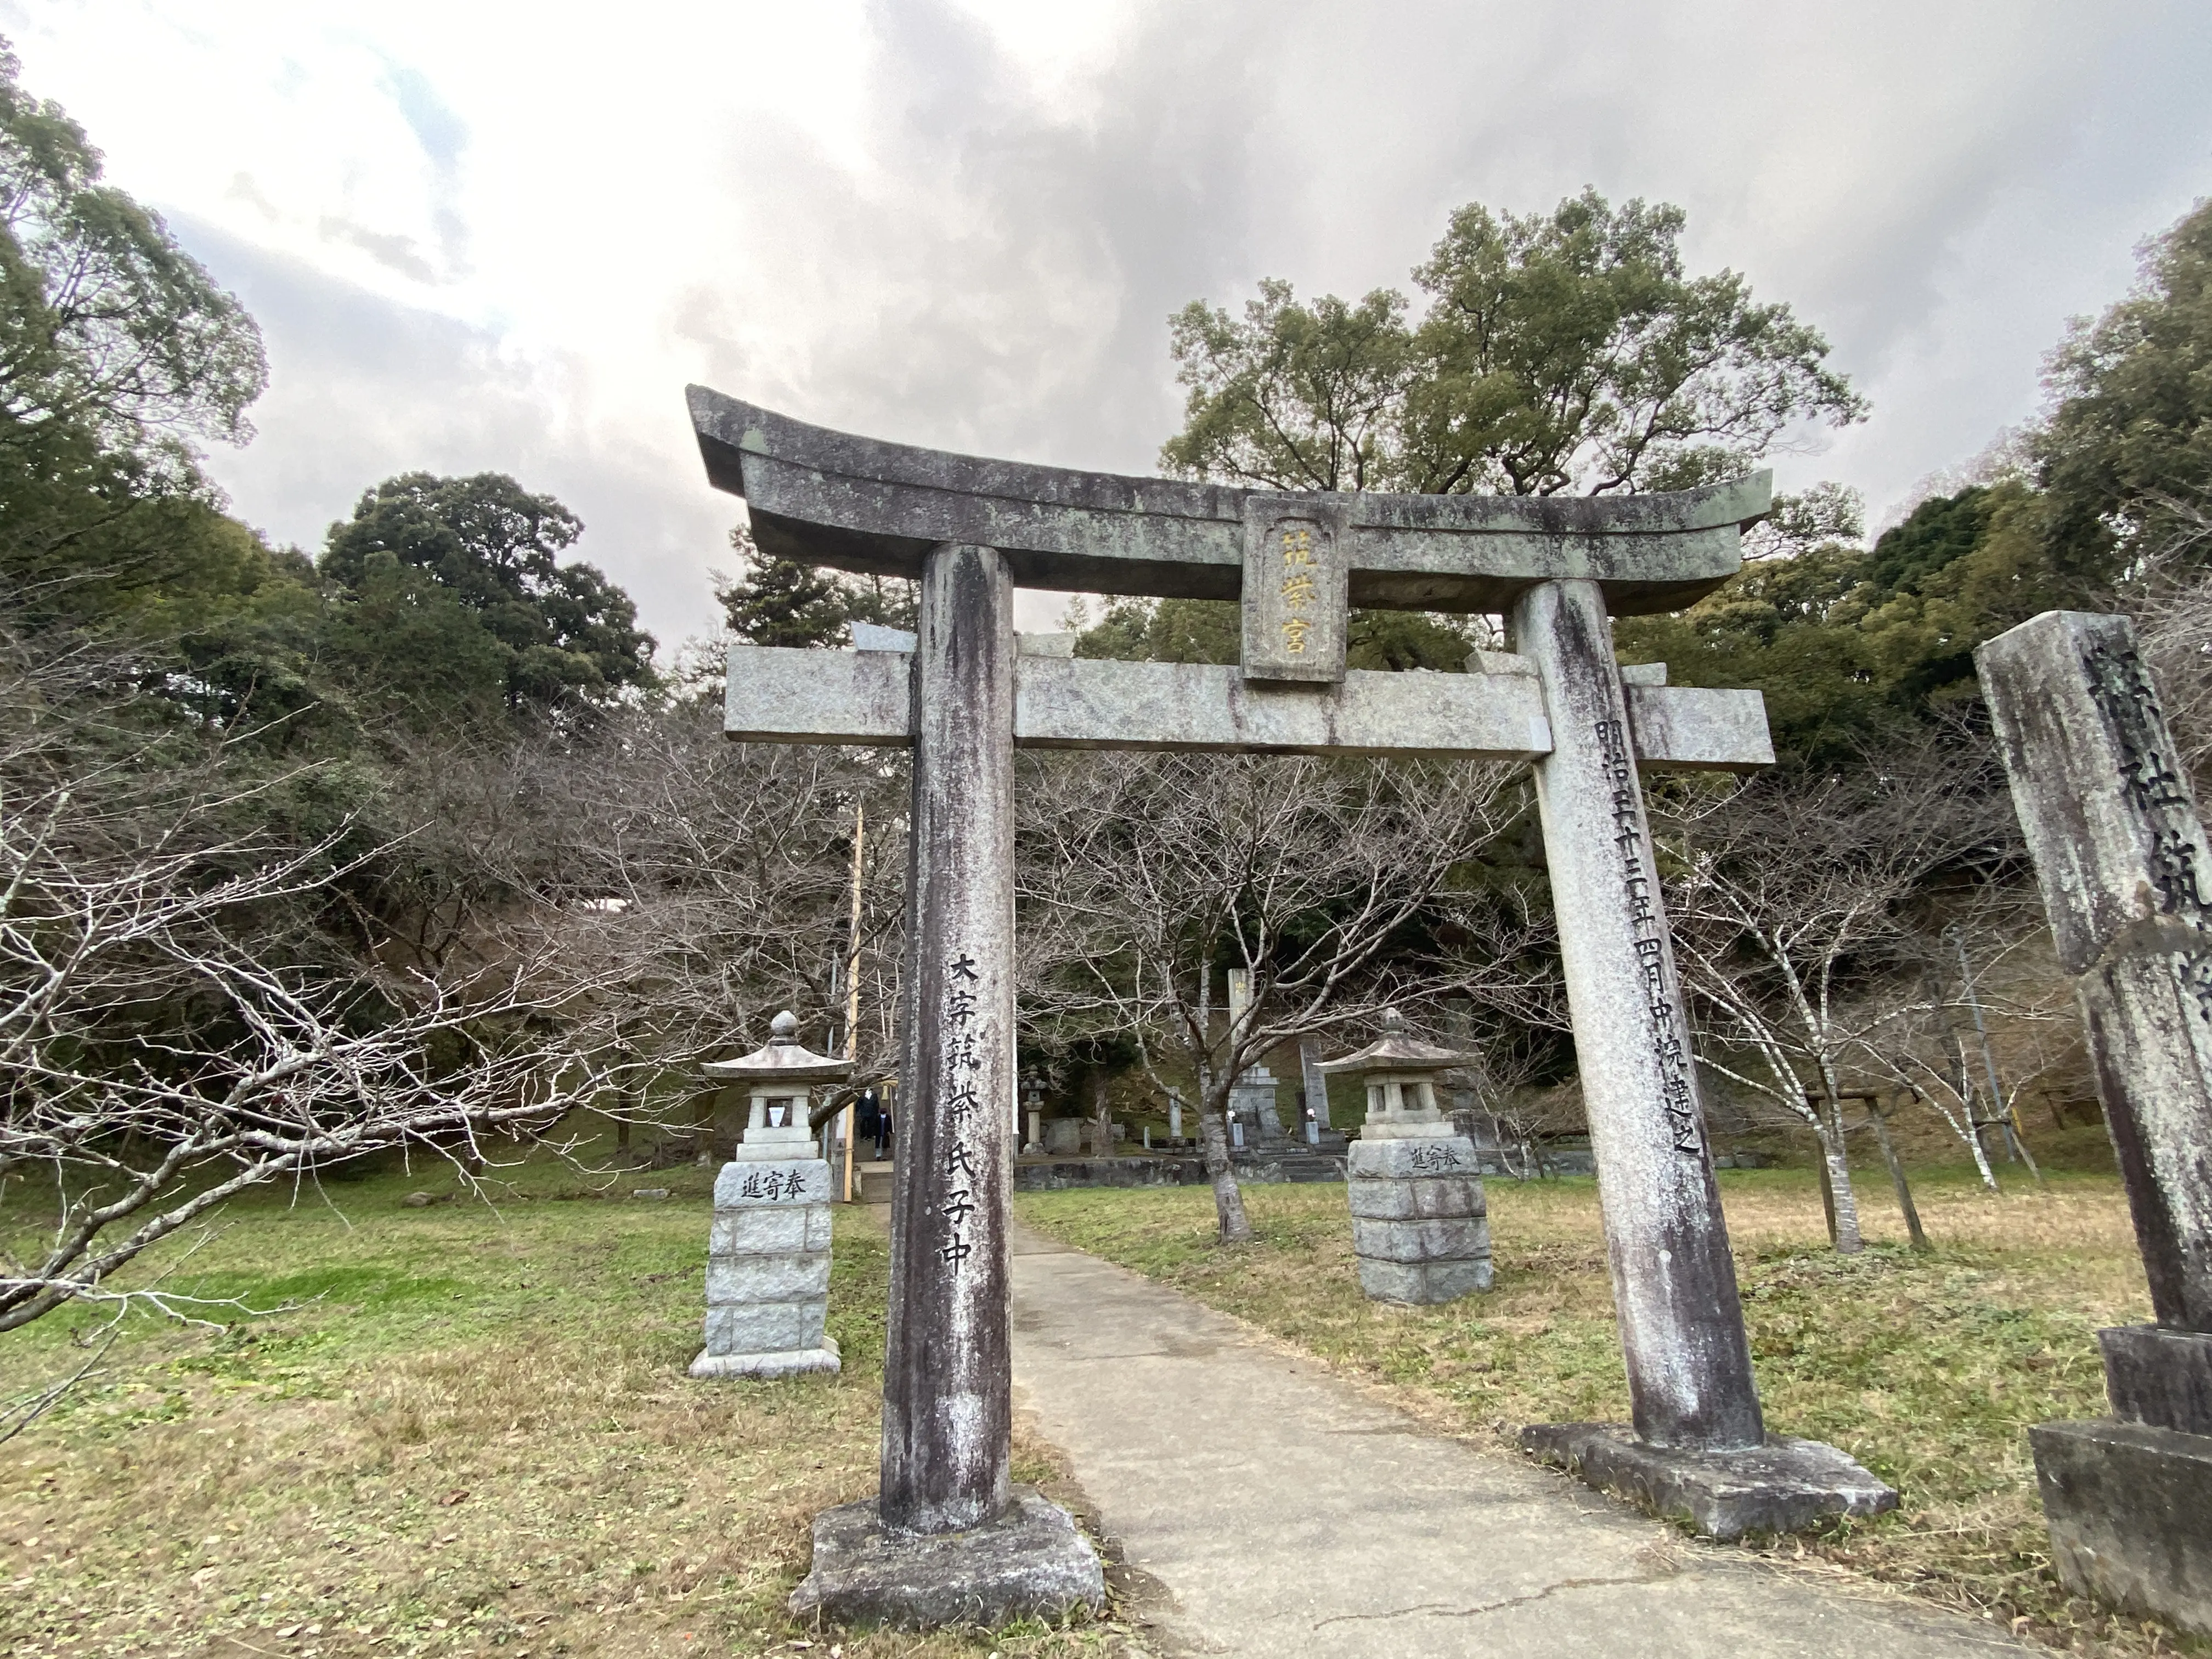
top-left (690, 1011), bottom-right (848, 1380)
top-left (1322, 1010), bottom-right (1491, 1302)
top-left (1226, 970), bottom-right (1288, 1144)
top-left (1978, 611), bottom-right (2212, 1637)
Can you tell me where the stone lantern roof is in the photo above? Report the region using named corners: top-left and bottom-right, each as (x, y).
top-left (703, 1011), bottom-right (854, 1086)
top-left (1317, 1009), bottom-right (1470, 1077)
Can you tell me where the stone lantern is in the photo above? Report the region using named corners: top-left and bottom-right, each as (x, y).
top-left (1022, 1074), bottom-right (1045, 1155)
top-left (691, 1011), bottom-right (851, 1379)
top-left (1321, 1008), bottom-right (1491, 1304)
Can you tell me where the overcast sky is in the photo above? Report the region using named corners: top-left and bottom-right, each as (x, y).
top-left (7, 2), bottom-right (2210, 646)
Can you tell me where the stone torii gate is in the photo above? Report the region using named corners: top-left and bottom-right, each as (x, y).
top-left (691, 390), bottom-right (1895, 1617)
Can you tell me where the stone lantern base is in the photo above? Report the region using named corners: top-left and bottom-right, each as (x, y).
top-left (1346, 1130), bottom-right (1491, 1304)
top-left (691, 1138), bottom-right (839, 1380)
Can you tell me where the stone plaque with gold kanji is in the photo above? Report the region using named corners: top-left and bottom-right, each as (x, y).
top-left (1240, 495), bottom-right (1350, 683)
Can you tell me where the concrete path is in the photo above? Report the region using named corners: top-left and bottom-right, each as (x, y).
top-left (1009, 1224), bottom-right (2028, 1658)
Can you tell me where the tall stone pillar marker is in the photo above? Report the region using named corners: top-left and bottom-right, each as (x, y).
top-left (1977, 610), bottom-right (2212, 1637)
top-left (791, 545), bottom-right (1105, 1626)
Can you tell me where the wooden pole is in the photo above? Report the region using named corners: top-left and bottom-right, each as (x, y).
top-left (1865, 1093), bottom-right (1929, 1251)
top-left (843, 803), bottom-right (865, 1204)
top-left (880, 543), bottom-right (1016, 1535)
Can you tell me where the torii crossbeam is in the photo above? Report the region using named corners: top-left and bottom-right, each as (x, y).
top-left (690, 388), bottom-right (1894, 1618)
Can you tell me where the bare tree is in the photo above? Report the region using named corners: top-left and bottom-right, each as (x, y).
top-left (2123, 487), bottom-right (2212, 791)
top-left (540, 702), bottom-right (912, 1119)
top-left (0, 653), bottom-right (634, 1340)
top-left (1015, 749), bottom-right (1548, 1242)
top-left (1850, 935), bottom-right (2074, 1194)
top-left (1658, 725), bottom-right (2019, 1252)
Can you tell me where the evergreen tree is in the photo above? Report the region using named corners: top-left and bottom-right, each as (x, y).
top-left (2039, 197), bottom-right (2212, 582)
top-left (716, 526), bottom-right (916, 647)
top-left (321, 472), bottom-right (654, 714)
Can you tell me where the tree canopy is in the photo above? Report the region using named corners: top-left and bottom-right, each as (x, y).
top-left (1161, 188), bottom-right (1864, 498)
top-left (321, 471), bottom-right (655, 712)
top-left (2037, 196), bottom-right (2212, 583)
top-left (716, 526), bottom-right (916, 648)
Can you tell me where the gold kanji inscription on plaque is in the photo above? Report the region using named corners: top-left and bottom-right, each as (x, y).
top-left (1241, 498), bottom-right (1348, 682)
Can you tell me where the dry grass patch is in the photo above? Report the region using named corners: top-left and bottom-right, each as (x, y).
top-left (1015, 1166), bottom-right (2202, 1657)
top-left (2, 1158), bottom-right (1128, 1659)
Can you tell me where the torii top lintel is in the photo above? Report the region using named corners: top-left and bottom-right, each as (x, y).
top-left (688, 387), bottom-right (1771, 617)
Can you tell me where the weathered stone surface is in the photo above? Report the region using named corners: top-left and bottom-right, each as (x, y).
top-left (882, 543), bottom-right (1017, 1537)
top-left (1229, 1150), bottom-right (1347, 1183)
top-left (707, 1251), bottom-right (832, 1304)
top-left (1344, 1127), bottom-right (1490, 1305)
top-left (704, 1298), bottom-right (827, 1356)
top-left (723, 643), bottom-right (1770, 772)
top-left (2032, 1418), bottom-right (2212, 1636)
top-left (1521, 1423), bottom-right (1898, 1541)
top-left (690, 1338), bottom-right (841, 1380)
top-left (1352, 1215), bottom-right (1492, 1263)
top-left (710, 1205), bottom-right (833, 1256)
top-left (689, 387), bottom-right (1767, 614)
top-left (1347, 1135), bottom-right (1480, 1179)
top-left (1347, 1173), bottom-right (1487, 1220)
top-left (1013, 1155), bottom-right (1204, 1192)
top-left (1978, 611), bottom-right (2212, 1331)
top-left (2102, 1324), bottom-right (2212, 1437)
top-left (1357, 1256), bottom-right (1494, 1303)
top-left (1515, 578), bottom-right (1764, 1453)
top-left (1241, 494), bottom-right (1350, 681)
top-left (1622, 684), bottom-right (1775, 771)
top-left (1978, 611), bottom-right (2212, 977)
top-left (713, 1158), bottom-right (832, 1207)
top-left (2076, 953), bottom-right (2212, 1331)
top-left (788, 1486), bottom-right (1104, 1629)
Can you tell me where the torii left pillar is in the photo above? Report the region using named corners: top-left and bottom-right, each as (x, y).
top-left (789, 544), bottom-right (1105, 1627)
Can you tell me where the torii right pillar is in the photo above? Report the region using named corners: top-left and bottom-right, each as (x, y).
top-left (1514, 578), bottom-right (1900, 1539)
top-left (1979, 610), bottom-right (2212, 1638)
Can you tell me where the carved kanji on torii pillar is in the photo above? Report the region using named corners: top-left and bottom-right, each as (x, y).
top-left (691, 388), bottom-right (1897, 1621)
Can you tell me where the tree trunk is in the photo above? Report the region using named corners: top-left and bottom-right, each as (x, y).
top-left (1199, 1090), bottom-right (1252, 1243)
top-left (1814, 1110), bottom-right (1864, 1254)
top-left (1867, 1096), bottom-right (1929, 1251)
top-left (1922, 965), bottom-right (2000, 1191)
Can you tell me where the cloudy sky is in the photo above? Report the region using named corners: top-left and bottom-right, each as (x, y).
top-left (7, 2), bottom-right (2210, 646)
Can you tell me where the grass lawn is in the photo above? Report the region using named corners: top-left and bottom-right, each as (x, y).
top-left (1014, 1163), bottom-right (2199, 1657)
top-left (0, 1153), bottom-right (1121, 1659)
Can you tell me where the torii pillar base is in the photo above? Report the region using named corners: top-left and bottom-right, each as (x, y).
top-left (789, 1486), bottom-right (1104, 1630)
top-left (1521, 1424), bottom-right (1899, 1542)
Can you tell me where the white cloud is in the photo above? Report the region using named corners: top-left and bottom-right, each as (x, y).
top-left (5, 0), bottom-right (2209, 645)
